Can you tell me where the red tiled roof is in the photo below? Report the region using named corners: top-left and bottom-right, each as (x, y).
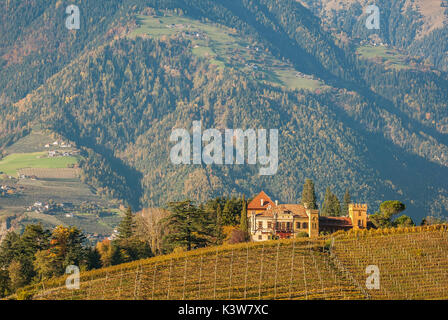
top-left (319, 216), bottom-right (353, 227)
top-left (277, 204), bottom-right (308, 218)
top-left (256, 203), bottom-right (309, 218)
top-left (247, 191), bottom-right (275, 210)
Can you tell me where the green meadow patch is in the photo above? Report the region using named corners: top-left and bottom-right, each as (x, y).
top-left (130, 14), bottom-right (325, 90)
top-left (0, 152), bottom-right (79, 176)
top-left (274, 68), bottom-right (324, 91)
top-left (356, 45), bottom-right (410, 70)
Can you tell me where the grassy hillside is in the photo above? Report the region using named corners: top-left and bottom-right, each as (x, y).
top-left (17, 225), bottom-right (448, 300)
top-left (130, 13), bottom-right (324, 90)
top-left (356, 45), bottom-right (410, 70)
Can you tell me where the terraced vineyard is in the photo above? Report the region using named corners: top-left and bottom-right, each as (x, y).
top-left (18, 225), bottom-right (448, 300)
top-left (331, 225), bottom-right (448, 299)
top-left (29, 239), bottom-right (365, 300)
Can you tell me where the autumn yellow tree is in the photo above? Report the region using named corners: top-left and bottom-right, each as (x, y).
top-left (96, 239), bottom-right (120, 267)
top-left (48, 226), bottom-right (88, 270)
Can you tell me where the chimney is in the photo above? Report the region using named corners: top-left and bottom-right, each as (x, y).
top-left (275, 200), bottom-right (278, 206)
top-left (260, 199), bottom-right (264, 206)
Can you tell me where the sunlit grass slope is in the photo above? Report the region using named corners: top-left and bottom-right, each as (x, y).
top-left (0, 152), bottom-right (79, 176)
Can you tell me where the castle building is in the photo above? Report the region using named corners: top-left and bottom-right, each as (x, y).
top-left (247, 191), bottom-right (368, 241)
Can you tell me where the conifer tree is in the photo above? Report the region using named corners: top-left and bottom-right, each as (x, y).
top-left (118, 207), bottom-right (135, 240)
top-left (331, 193), bottom-right (342, 217)
top-left (215, 204), bottom-right (225, 244)
top-left (301, 179), bottom-right (317, 209)
top-left (321, 187), bottom-right (332, 216)
top-left (240, 195), bottom-right (248, 240)
top-left (163, 200), bottom-right (213, 251)
top-left (321, 187), bottom-right (341, 216)
top-left (342, 188), bottom-right (351, 216)
top-left (222, 199), bottom-right (236, 225)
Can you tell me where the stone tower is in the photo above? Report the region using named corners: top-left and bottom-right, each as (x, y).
top-left (306, 208), bottom-right (319, 237)
top-left (348, 204), bottom-right (368, 230)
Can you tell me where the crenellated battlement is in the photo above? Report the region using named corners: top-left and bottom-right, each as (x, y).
top-left (349, 203), bottom-right (367, 210)
top-left (348, 203), bottom-right (368, 230)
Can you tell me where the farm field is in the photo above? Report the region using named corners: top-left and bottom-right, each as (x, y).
top-left (17, 168), bottom-right (80, 179)
top-left (24, 210), bottom-right (122, 236)
top-left (0, 177), bottom-right (121, 235)
top-left (21, 225), bottom-right (448, 300)
top-left (0, 152), bottom-right (79, 176)
top-left (0, 129), bottom-right (123, 239)
top-left (130, 14), bottom-right (325, 90)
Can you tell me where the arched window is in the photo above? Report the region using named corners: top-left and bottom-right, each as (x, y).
top-left (296, 222), bottom-right (301, 229)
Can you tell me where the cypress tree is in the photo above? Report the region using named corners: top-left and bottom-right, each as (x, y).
top-left (321, 187), bottom-right (332, 216)
top-left (342, 188), bottom-right (351, 216)
top-left (215, 204), bottom-right (224, 244)
top-left (301, 179), bottom-right (317, 209)
top-left (240, 195), bottom-right (248, 240)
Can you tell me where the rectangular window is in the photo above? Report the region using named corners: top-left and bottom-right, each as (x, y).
top-left (296, 222), bottom-right (300, 229)
top-left (267, 222), bottom-right (272, 229)
top-left (258, 221), bottom-right (263, 229)
top-left (258, 235), bottom-right (262, 240)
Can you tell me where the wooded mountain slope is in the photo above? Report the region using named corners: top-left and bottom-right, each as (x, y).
top-left (0, 0), bottom-right (447, 221)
